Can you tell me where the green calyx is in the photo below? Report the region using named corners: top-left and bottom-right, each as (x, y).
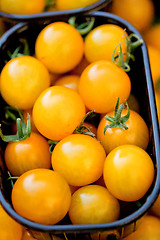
top-left (104, 97), bottom-right (130, 134)
top-left (112, 31), bottom-right (143, 72)
top-left (44, 0), bottom-right (55, 11)
top-left (7, 38), bottom-right (30, 59)
top-left (48, 140), bottom-right (59, 154)
top-left (0, 114), bottom-right (31, 142)
top-left (68, 16), bottom-right (95, 35)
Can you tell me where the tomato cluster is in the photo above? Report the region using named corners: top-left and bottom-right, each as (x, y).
top-left (0, 9), bottom-right (158, 240)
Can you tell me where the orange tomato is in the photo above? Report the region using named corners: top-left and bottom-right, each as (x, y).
top-left (54, 75), bottom-right (80, 92)
top-left (83, 122), bottom-right (97, 136)
top-left (79, 60), bottom-right (131, 113)
top-left (35, 22), bottom-right (84, 74)
top-left (111, 0), bottom-right (155, 32)
top-left (0, 0), bottom-right (46, 14)
top-left (12, 169), bottom-right (71, 225)
top-left (84, 24), bottom-right (127, 63)
top-left (71, 56), bottom-right (89, 76)
top-left (103, 145), bottom-right (154, 202)
top-left (22, 229), bottom-right (36, 240)
top-left (52, 134), bottom-right (106, 186)
top-left (56, 0), bottom-right (100, 10)
top-left (69, 185), bottom-right (120, 224)
top-left (0, 204), bottom-right (23, 240)
top-left (97, 109), bottom-right (149, 154)
top-left (32, 86), bottom-right (86, 140)
top-left (0, 56), bottom-right (50, 110)
top-left (144, 24), bottom-right (160, 52)
top-left (147, 45), bottom-right (160, 85)
top-left (4, 132), bottom-right (51, 176)
top-left (150, 194), bottom-right (160, 218)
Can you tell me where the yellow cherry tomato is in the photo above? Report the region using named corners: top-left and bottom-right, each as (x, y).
top-left (145, 24), bottom-right (160, 52)
top-left (103, 145), bottom-right (154, 202)
top-left (147, 45), bottom-right (160, 85)
top-left (35, 22), bottom-right (84, 74)
top-left (54, 75), bottom-right (80, 92)
top-left (0, 56), bottom-right (50, 110)
top-left (69, 185), bottom-right (120, 224)
top-left (12, 169), bottom-right (71, 225)
top-left (56, 0), bottom-right (100, 10)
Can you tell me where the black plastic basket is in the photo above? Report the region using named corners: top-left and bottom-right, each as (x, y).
top-left (0, 11), bottom-right (160, 239)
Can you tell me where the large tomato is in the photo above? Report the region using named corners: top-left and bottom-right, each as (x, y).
top-left (11, 169), bottom-right (71, 225)
top-left (84, 24), bottom-right (128, 63)
top-left (4, 132), bottom-right (51, 176)
top-left (0, 56), bottom-right (50, 110)
top-left (32, 86), bottom-right (86, 141)
top-left (35, 22), bottom-right (84, 74)
top-left (78, 60), bottom-right (131, 113)
top-left (103, 145), bottom-right (154, 202)
top-left (97, 109), bottom-right (149, 154)
top-left (69, 185), bottom-right (120, 224)
top-left (51, 134), bottom-right (106, 186)
top-left (0, 204), bottom-right (23, 240)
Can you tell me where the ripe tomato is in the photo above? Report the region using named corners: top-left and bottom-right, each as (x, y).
top-left (35, 22), bottom-right (84, 74)
top-left (51, 134), bottom-right (106, 186)
top-left (69, 185), bottom-right (120, 224)
top-left (144, 24), bottom-right (160, 52)
top-left (111, 0), bottom-right (155, 32)
top-left (21, 229), bottom-right (36, 240)
top-left (124, 215), bottom-right (160, 240)
top-left (54, 75), bottom-right (80, 92)
top-left (12, 169), bottom-right (71, 225)
top-left (83, 122), bottom-right (97, 136)
top-left (4, 132), bottom-right (51, 176)
top-left (0, 0), bottom-right (46, 14)
top-left (0, 56), bottom-right (50, 110)
top-left (84, 24), bottom-right (127, 63)
top-left (150, 194), bottom-right (160, 218)
top-left (56, 0), bottom-right (100, 10)
top-left (71, 56), bottom-right (89, 76)
top-left (103, 145), bottom-right (154, 202)
top-left (147, 45), bottom-right (160, 85)
top-left (97, 109), bottom-right (149, 154)
top-left (0, 204), bottom-right (23, 240)
top-left (78, 60), bottom-right (131, 113)
top-left (33, 86), bottom-right (86, 141)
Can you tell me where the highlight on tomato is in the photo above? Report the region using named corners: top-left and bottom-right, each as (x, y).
top-left (69, 185), bottom-right (120, 224)
top-left (32, 86), bottom-right (86, 141)
top-left (51, 134), bottom-right (106, 186)
top-left (35, 22), bottom-right (84, 74)
top-left (54, 74), bottom-right (80, 92)
top-left (0, 56), bottom-right (50, 110)
top-left (78, 60), bottom-right (131, 113)
top-left (11, 169), bottom-right (71, 225)
top-left (103, 145), bottom-right (154, 202)
top-left (97, 98), bottom-right (149, 154)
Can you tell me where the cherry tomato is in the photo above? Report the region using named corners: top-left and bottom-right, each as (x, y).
top-left (84, 24), bottom-right (128, 63)
top-left (144, 24), bottom-right (160, 52)
top-left (97, 109), bottom-right (149, 154)
top-left (150, 194), bottom-right (160, 218)
top-left (54, 75), bottom-right (80, 92)
top-left (0, 203), bottom-right (23, 240)
top-left (83, 122), bottom-right (97, 136)
top-left (147, 45), bottom-right (160, 85)
top-left (69, 185), bottom-right (120, 224)
top-left (111, 0), bottom-right (155, 32)
top-left (4, 132), bottom-right (51, 176)
top-left (33, 86), bottom-right (85, 141)
top-left (71, 56), bottom-right (89, 76)
top-left (11, 169), bottom-right (71, 225)
top-left (0, 0), bottom-right (46, 14)
top-left (22, 229), bottom-right (36, 240)
top-left (56, 0), bottom-right (100, 10)
top-left (124, 215), bottom-right (160, 240)
top-left (51, 134), bottom-right (106, 186)
top-left (0, 56), bottom-right (50, 110)
top-left (78, 60), bottom-right (131, 113)
top-left (35, 22), bottom-right (84, 74)
top-left (103, 145), bottom-right (154, 202)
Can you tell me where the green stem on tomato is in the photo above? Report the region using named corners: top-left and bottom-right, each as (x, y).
top-left (68, 16), bottom-right (95, 35)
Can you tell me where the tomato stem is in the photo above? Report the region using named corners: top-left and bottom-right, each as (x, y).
top-left (7, 38), bottom-right (30, 59)
top-left (44, 0), bottom-right (55, 11)
top-left (104, 97), bottom-right (130, 134)
top-left (68, 16), bottom-right (95, 35)
top-left (48, 140), bottom-right (59, 154)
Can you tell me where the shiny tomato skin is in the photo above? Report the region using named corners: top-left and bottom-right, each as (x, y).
top-left (4, 132), bottom-right (51, 176)
top-left (21, 230), bottom-right (36, 240)
top-left (97, 109), bottom-right (149, 154)
top-left (52, 134), bottom-right (106, 186)
top-left (54, 74), bottom-right (80, 92)
top-left (69, 185), bottom-right (120, 224)
top-left (0, 204), bottom-right (23, 240)
top-left (0, 56), bottom-right (50, 110)
top-left (0, 0), bottom-right (46, 14)
top-left (124, 215), bottom-right (160, 240)
top-left (32, 86), bottom-right (86, 141)
top-left (78, 60), bottom-right (131, 113)
top-left (35, 22), bottom-right (84, 74)
top-left (11, 169), bottom-right (71, 225)
top-left (103, 145), bottom-right (154, 202)
top-left (84, 24), bottom-right (127, 63)
top-left (56, 0), bottom-right (99, 10)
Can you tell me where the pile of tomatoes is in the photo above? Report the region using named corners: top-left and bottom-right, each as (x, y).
top-left (0, 0), bottom-right (160, 239)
